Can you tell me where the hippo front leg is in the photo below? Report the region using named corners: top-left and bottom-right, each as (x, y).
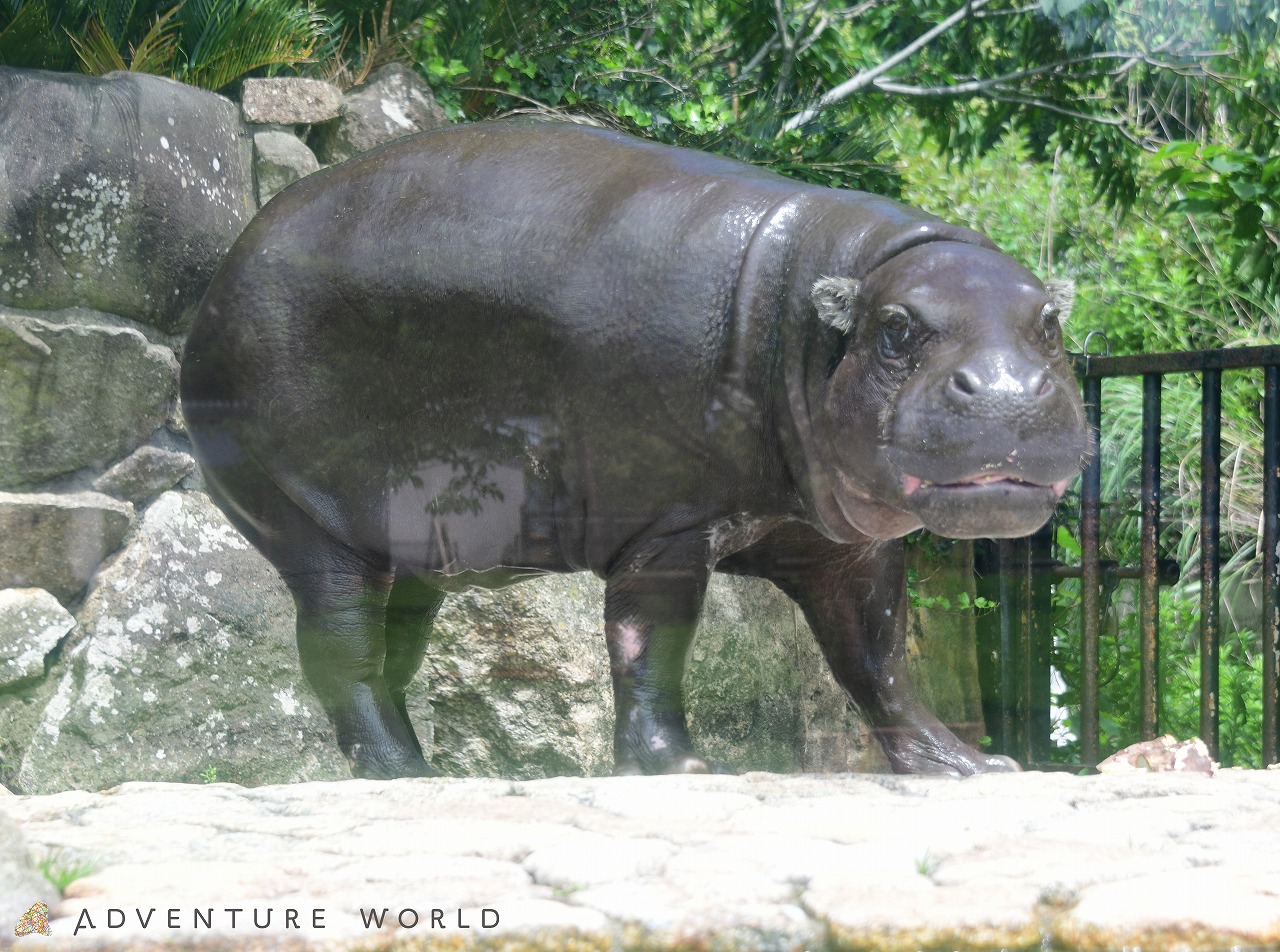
top-left (604, 532), bottom-right (714, 775)
top-left (722, 524), bottom-right (1017, 776)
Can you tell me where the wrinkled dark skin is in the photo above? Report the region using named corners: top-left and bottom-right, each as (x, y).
top-left (181, 119), bottom-right (1089, 779)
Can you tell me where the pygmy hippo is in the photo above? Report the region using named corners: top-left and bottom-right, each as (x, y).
top-left (181, 119), bottom-right (1088, 778)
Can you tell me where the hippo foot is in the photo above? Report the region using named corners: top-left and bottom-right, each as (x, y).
top-left (877, 729), bottom-right (1022, 776)
top-left (347, 744), bottom-right (441, 780)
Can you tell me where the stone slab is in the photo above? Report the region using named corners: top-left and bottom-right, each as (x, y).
top-left (241, 79), bottom-right (343, 125)
top-left (5, 771), bottom-right (1280, 950)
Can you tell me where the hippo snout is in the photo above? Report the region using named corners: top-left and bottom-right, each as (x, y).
top-left (943, 354), bottom-right (1055, 410)
top-left (879, 343), bottom-right (1088, 540)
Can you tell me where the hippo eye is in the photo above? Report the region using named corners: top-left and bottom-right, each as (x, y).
top-left (878, 306), bottom-right (915, 361)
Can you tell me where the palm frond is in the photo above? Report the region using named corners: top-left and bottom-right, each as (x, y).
top-left (128, 2), bottom-right (182, 75)
top-left (181, 0), bottom-right (325, 91)
top-left (1, 1), bottom-right (70, 68)
top-left (66, 15), bottom-right (128, 73)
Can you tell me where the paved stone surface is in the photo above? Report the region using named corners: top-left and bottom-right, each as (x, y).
top-left (4, 771), bottom-right (1279, 950)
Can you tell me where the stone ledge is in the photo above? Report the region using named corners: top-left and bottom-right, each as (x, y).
top-left (5, 771), bottom-right (1280, 950)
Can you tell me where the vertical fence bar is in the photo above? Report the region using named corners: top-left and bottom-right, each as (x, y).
top-left (1263, 365), bottom-right (1279, 766)
top-left (1199, 369), bottom-right (1221, 759)
top-left (1006, 537), bottom-right (1033, 763)
top-left (1029, 524), bottom-right (1055, 764)
top-left (1080, 376), bottom-right (1103, 766)
top-left (1139, 373), bottom-right (1163, 739)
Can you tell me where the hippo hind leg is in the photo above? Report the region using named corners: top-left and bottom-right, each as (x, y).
top-left (283, 543), bottom-right (440, 779)
top-left (195, 453), bottom-right (436, 778)
top-left (383, 573), bottom-right (446, 761)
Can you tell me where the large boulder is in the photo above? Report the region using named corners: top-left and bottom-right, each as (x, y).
top-left (0, 589), bottom-right (74, 690)
top-left (3, 485), bottom-right (907, 792)
top-left (0, 492), bottom-right (134, 602)
top-left (687, 575), bottom-right (886, 773)
top-left (311, 64), bottom-right (449, 166)
top-left (0, 67), bottom-right (255, 333)
top-left (252, 130), bottom-right (320, 205)
top-left (13, 491), bottom-right (346, 795)
top-left (0, 308), bottom-right (178, 489)
top-left (2, 488), bottom-right (990, 792)
top-left (91, 446), bottom-right (195, 505)
top-left (418, 575), bottom-right (613, 778)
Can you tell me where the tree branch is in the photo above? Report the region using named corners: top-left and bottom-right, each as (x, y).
top-left (781, 0), bottom-right (995, 132)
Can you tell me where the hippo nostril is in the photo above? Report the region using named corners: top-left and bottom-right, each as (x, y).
top-left (1036, 375), bottom-right (1054, 399)
top-left (949, 368), bottom-right (979, 400)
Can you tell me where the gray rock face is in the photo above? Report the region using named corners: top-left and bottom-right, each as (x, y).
top-left (252, 130), bottom-right (320, 205)
top-left (0, 310), bottom-right (178, 489)
top-left (14, 491), bottom-right (346, 795)
top-left (0, 589), bottom-right (74, 690)
top-left (0, 492), bottom-right (134, 602)
top-left (241, 77), bottom-right (343, 124)
top-left (416, 574), bottom-right (614, 779)
top-left (91, 446), bottom-right (195, 504)
top-left (688, 575), bottom-right (885, 773)
top-left (311, 64), bottom-right (448, 165)
top-left (0, 485), bottom-right (894, 792)
top-left (0, 68), bottom-right (254, 333)
top-left (0, 808), bottom-right (56, 931)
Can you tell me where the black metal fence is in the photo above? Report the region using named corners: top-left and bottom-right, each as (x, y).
top-left (976, 342), bottom-right (1280, 769)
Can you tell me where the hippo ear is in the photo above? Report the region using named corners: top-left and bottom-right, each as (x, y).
top-left (1044, 278), bottom-right (1075, 325)
top-left (811, 277), bottom-right (861, 334)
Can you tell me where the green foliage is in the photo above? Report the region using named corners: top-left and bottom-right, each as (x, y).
top-left (0, 0), bottom-right (418, 91)
top-left (1157, 141), bottom-right (1280, 314)
top-left (906, 567), bottom-right (997, 615)
top-left (36, 849), bottom-right (98, 893)
top-left (412, 0), bottom-right (900, 192)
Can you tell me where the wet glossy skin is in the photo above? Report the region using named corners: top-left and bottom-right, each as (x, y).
top-left (181, 119), bottom-right (1088, 779)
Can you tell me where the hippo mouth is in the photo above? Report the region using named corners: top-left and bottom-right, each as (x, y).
top-left (895, 471), bottom-right (1072, 539)
top-left (901, 472), bottom-right (1072, 497)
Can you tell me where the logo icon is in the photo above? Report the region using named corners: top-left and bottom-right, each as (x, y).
top-left (14, 901), bottom-right (51, 937)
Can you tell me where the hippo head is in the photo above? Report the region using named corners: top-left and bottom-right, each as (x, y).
top-left (806, 241), bottom-right (1089, 540)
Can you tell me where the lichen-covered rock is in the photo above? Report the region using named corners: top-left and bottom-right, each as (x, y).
top-left (0, 589), bottom-right (74, 690)
top-left (91, 445), bottom-right (195, 504)
top-left (14, 491), bottom-right (346, 795)
top-left (0, 309), bottom-right (178, 489)
top-left (0, 492), bottom-right (134, 602)
top-left (422, 572), bottom-right (887, 779)
top-left (241, 77), bottom-right (343, 125)
top-left (0, 68), bottom-right (254, 333)
top-left (0, 490), bottom-right (978, 789)
top-left (311, 64), bottom-right (449, 166)
top-left (253, 130), bottom-right (320, 205)
top-left (418, 574), bottom-right (614, 779)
